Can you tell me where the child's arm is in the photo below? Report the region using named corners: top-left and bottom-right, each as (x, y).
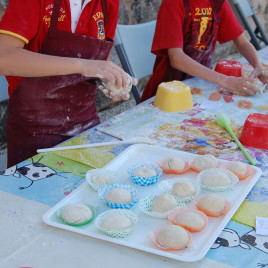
top-left (168, 47), bottom-right (259, 95)
top-left (0, 33), bottom-right (129, 91)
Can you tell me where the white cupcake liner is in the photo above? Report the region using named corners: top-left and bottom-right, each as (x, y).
top-left (158, 178), bottom-right (200, 203)
top-left (128, 163), bottom-right (162, 186)
top-left (86, 168), bottom-right (119, 191)
top-left (57, 204), bottom-right (96, 226)
top-left (98, 184), bottom-right (139, 209)
top-left (95, 209), bottom-right (138, 238)
top-left (138, 195), bottom-right (185, 219)
top-left (197, 168), bottom-right (239, 192)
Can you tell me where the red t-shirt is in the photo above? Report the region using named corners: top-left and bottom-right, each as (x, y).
top-left (152, 0), bottom-right (244, 55)
top-left (0, 0), bottom-right (119, 96)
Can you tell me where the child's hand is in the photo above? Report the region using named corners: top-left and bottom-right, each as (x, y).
top-left (250, 67), bottom-right (268, 90)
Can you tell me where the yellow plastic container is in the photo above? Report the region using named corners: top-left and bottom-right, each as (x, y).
top-left (154, 81), bottom-right (193, 112)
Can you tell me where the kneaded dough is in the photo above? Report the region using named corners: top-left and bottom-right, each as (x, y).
top-left (156, 225), bottom-right (189, 249)
top-left (198, 194), bottom-right (225, 214)
top-left (192, 155), bottom-right (218, 171)
top-left (151, 193), bottom-right (177, 213)
top-left (105, 188), bottom-right (132, 204)
top-left (100, 214), bottom-right (132, 230)
top-left (201, 172), bottom-right (231, 186)
top-left (172, 181), bottom-right (196, 198)
top-left (176, 212), bottom-right (205, 229)
top-left (133, 167), bottom-right (156, 178)
top-left (162, 158), bottom-right (185, 170)
top-left (91, 175), bottom-right (113, 185)
top-left (61, 204), bottom-right (93, 224)
top-left (228, 161), bottom-right (247, 175)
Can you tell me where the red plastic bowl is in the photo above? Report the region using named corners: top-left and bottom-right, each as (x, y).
top-left (215, 60), bottom-right (242, 77)
top-left (240, 113), bottom-right (268, 150)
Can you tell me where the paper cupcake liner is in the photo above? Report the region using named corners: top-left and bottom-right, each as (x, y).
top-left (86, 168), bottom-right (119, 191)
top-left (151, 224), bottom-right (192, 251)
top-left (158, 178), bottom-right (200, 203)
top-left (95, 209), bottom-right (138, 238)
top-left (57, 204), bottom-right (96, 226)
top-left (197, 168), bottom-right (239, 192)
top-left (98, 184), bottom-right (139, 209)
top-left (167, 207), bottom-right (208, 232)
top-left (194, 195), bottom-right (231, 217)
top-left (220, 161), bottom-right (254, 180)
top-left (138, 195), bottom-right (185, 219)
top-left (127, 163), bottom-right (162, 186)
top-left (157, 158), bottom-right (190, 174)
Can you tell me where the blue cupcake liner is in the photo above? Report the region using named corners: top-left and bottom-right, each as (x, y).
top-left (98, 184), bottom-right (139, 209)
top-left (127, 163), bottom-right (162, 186)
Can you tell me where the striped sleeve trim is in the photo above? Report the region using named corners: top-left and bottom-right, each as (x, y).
top-left (0, 30), bottom-right (29, 44)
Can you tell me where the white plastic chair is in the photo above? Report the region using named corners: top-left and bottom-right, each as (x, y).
top-left (0, 76), bottom-right (8, 102)
top-left (114, 20), bottom-right (156, 103)
top-left (232, 0), bottom-right (268, 50)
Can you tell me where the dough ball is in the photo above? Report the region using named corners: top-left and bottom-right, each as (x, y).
top-left (198, 194), bottom-right (225, 214)
top-left (201, 171), bottom-right (231, 186)
top-left (151, 193), bottom-right (177, 213)
top-left (105, 188), bottom-right (132, 204)
top-left (91, 175), bottom-right (113, 185)
top-left (192, 155), bottom-right (218, 171)
top-left (100, 214), bottom-right (132, 230)
top-left (228, 161), bottom-right (247, 175)
top-left (156, 225), bottom-right (189, 249)
top-left (172, 181), bottom-right (196, 198)
top-left (61, 204), bottom-right (93, 224)
top-left (133, 167), bottom-right (156, 178)
top-left (162, 158), bottom-right (185, 170)
top-left (176, 212), bottom-right (205, 230)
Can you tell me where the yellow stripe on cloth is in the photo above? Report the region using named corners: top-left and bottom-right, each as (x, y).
top-left (232, 199), bottom-right (268, 227)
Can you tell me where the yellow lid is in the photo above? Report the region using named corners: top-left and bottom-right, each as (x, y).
top-left (154, 81), bottom-right (193, 112)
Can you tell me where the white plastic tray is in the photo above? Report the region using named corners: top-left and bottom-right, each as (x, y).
top-left (43, 144), bottom-right (262, 262)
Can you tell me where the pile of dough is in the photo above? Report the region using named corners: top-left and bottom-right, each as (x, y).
top-left (151, 193), bottom-right (177, 213)
top-left (200, 171), bottom-right (231, 187)
top-left (91, 175), bottom-right (113, 186)
top-left (161, 158), bottom-right (185, 171)
top-left (176, 212), bottom-right (205, 230)
top-left (105, 188), bottom-right (132, 204)
top-left (61, 204), bottom-right (93, 224)
top-left (172, 181), bottom-right (196, 198)
top-left (100, 214), bottom-right (132, 230)
top-left (156, 225), bottom-right (189, 249)
top-left (228, 161), bottom-right (247, 175)
top-left (191, 155), bottom-right (218, 171)
top-left (197, 194), bottom-right (225, 214)
top-left (133, 167), bottom-right (156, 178)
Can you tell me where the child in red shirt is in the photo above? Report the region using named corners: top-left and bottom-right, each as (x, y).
top-left (0, 0), bottom-right (135, 166)
top-left (141, 0), bottom-right (268, 102)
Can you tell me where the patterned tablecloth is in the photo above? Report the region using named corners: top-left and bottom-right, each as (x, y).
top-left (0, 47), bottom-right (268, 268)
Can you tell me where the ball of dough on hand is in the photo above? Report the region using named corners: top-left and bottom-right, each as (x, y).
top-left (133, 167), bottom-right (157, 178)
top-left (201, 172), bottom-right (231, 186)
top-left (105, 188), bottom-right (132, 204)
top-left (156, 225), bottom-right (189, 249)
top-left (100, 214), bottom-right (132, 230)
top-left (162, 158), bottom-right (185, 170)
top-left (192, 155), bottom-right (218, 171)
top-left (198, 194), bottom-right (225, 214)
top-left (61, 204), bottom-right (93, 224)
top-left (176, 212), bottom-right (205, 230)
top-left (172, 181), bottom-right (196, 198)
top-left (151, 193), bottom-right (177, 213)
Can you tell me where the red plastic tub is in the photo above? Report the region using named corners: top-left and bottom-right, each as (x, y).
top-left (215, 60), bottom-right (242, 77)
top-left (240, 113), bottom-right (268, 150)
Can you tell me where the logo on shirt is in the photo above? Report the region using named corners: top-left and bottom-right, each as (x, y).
top-left (93, 12), bottom-right (105, 40)
top-left (43, 4), bottom-right (66, 27)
